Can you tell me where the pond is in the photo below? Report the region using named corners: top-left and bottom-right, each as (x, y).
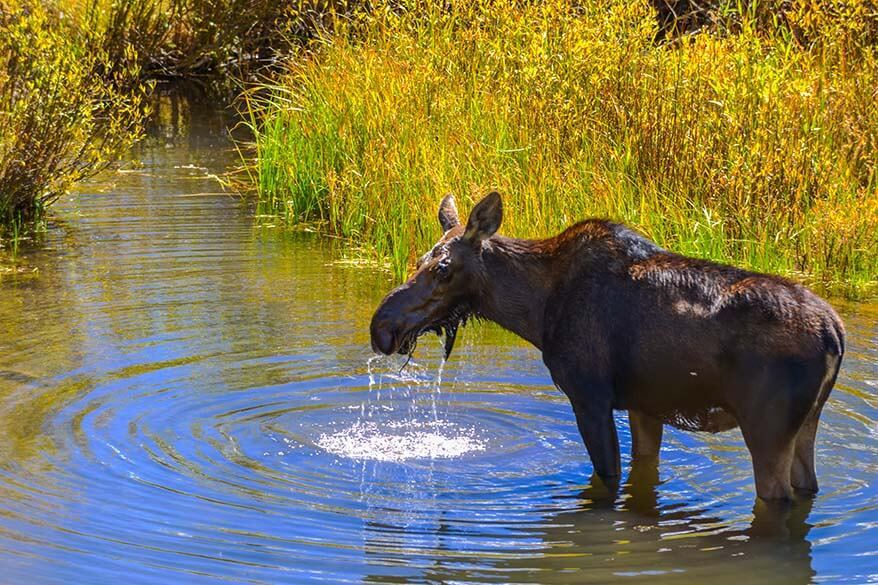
top-left (0, 96), bottom-right (876, 584)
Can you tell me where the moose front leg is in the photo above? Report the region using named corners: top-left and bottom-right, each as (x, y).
top-left (570, 396), bottom-right (621, 490)
top-left (545, 353), bottom-right (621, 490)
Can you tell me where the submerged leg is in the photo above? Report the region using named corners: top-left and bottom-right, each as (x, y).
top-left (624, 459), bottom-right (662, 515)
top-left (629, 410), bottom-right (663, 462)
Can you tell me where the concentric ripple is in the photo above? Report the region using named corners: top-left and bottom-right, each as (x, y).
top-left (0, 96), bottom-right (876, 584)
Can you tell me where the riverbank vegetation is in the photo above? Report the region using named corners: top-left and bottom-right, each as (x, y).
top-left (246, 0), bottom-right (878, 298)
top-left (2, 0), bottom-right (876, 297)
top-left (0, 0), bottom-right (314, 244)
top-left (0, 2), bottom-right (147, 238)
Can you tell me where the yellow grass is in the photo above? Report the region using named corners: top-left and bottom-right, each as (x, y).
top-left (245, 0), bottom-right (878, 298)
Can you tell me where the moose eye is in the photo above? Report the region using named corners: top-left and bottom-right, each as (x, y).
top-left (435, 259), bottom-right (451, 279)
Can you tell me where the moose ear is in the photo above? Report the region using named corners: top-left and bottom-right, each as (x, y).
top-left (438, 193), bottom-right (460, 232)
top-left (463, 191), bottom-right (502, 244)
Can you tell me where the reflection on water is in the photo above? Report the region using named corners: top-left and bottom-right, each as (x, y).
top-left (0, 94), bottom-right (876, 584)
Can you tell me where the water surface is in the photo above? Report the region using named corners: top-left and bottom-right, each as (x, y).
top-left (0, 96), bottom-right (876, 584)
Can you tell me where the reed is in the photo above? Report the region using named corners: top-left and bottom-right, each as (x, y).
top-left (244, 0), bottom-right (878, 298)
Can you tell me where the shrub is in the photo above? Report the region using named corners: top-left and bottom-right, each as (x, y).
top-left (0, 1), bottom-right (147, 237)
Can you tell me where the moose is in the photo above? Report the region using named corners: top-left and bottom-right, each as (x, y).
top-left (370, 192), bottom-right (845, 502)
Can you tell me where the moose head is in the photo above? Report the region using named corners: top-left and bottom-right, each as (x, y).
top-left (369, 192), bottom-right (503, 360)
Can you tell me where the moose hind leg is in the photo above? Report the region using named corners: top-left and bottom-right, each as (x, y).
top-left (629, 410), bottom-right (663, 462)
top-left (791, 413), bottom-right (820, 494)
top-left (740, 395), bottom-right (801, 502)
top-left (791, 354), bottom-right (839, 495)
top-left (744, 430), bottom-right (797, 502)
top-left (736, 359), bottom-right (829, 502)
top-left (738, 390), bottom-right (799, 501)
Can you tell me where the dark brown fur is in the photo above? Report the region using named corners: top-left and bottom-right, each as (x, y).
top-left (370, 193), bottom-right (845, 501)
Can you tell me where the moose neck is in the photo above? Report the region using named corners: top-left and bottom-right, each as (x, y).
top-left (477, 236), bottom-right (556, 351)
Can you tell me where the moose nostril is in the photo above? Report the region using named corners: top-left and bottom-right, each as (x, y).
top-left (370, 322), bottom-right (396, 355)
top-left (372, 328), bottom-right (395, 355)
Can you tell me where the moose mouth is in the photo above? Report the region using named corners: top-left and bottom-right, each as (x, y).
top-left (396, 305), bottom-right (471, 360)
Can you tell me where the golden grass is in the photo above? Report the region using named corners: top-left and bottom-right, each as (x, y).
top-left (244, 0), bottom-right (878, 298)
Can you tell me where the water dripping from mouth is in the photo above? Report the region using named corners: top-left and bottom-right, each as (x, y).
top-left (431, 358), bottom-right (445, 422)
top-left (316, 355), bottom-right (485, 462)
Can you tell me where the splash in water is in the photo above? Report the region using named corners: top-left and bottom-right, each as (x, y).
top-left (318, 355), bottom-right (485, 462)
top-left (316, 419), bottom-right (485, 462)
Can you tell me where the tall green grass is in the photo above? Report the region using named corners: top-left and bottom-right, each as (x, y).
top-left (244, 0), bottom-right (878, 298)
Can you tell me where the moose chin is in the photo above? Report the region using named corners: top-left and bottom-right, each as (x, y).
top-left (369, 191), bottom-right (845, 502)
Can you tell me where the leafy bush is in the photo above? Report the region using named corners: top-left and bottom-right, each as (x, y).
top-left (0, 1), bottom-right (147, 235)
top-left (77, 0), bottom-right (338, 84)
